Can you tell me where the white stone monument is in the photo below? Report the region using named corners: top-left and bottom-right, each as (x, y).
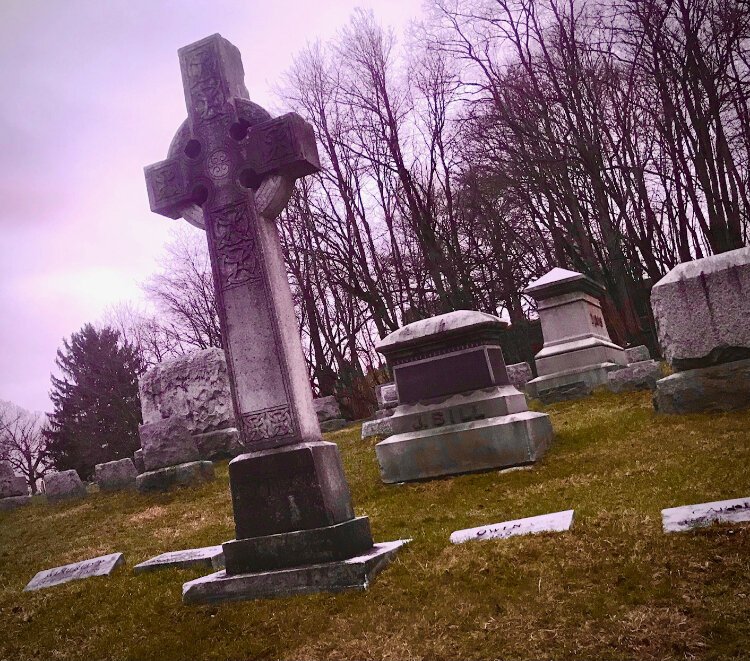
top-left (525, 268), bottom-right (627, 403)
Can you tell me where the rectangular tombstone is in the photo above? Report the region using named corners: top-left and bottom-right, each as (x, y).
top-left (376, 383), bottom-right (399, 409)
top-left (450, 510), bottom-right (574, 544)
top-left (133, 546), bottom-right (224, 573)
top-left (43, 469), bottom-right (86, 502)
top-left (0, 461), bottom-right (27, 498)
top-left (24, 552), bottom-right (125, 591)
top-left (139, 416), bottom-right (200, 471)
top-left (95, 458), bottom-right (138, 491)
top-left (662, 497), bottom-right (750, 533)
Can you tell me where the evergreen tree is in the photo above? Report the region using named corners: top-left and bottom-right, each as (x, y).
top-left (45, 324), bottom-right (142, 479)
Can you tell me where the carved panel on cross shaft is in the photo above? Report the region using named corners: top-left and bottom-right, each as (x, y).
top-left (184, 45), bottom-right (225, 122)
top-left (241, 406), bottom-right (294, 443)
top-left (211, 202), bottom-right (261, 289)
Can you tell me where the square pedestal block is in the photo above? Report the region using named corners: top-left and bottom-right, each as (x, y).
top-left (375, 410), bottom-right (553, 483)
top-left (182, 540), bottom-right (409, 604)
top-left (223, 516), bottom-right (373, 574)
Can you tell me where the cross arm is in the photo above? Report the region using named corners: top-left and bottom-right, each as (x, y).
top-left (144, 157), bottom-right (195, 219)
top-left (244, 113), bottom-right (321, 182)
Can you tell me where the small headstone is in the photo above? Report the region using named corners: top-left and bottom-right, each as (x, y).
top-left (133, 545), bottom-right (224, 573)
top-left (625, 345), bottom-right (651, 363)
top-left (662, 497), bottom-right (750, 533)
top-left (0, 495), bottom-right (32, 512)
top-left (95, 458), bottom-right (137, 491)
top-left (524, 268), bottom-right (627, 403)
top-left (652, 248), bottom-right (750, 413)
top-left (0, 461), bottom-right (27, 498)
top-left (607, 360), bottom-right (662, 393)
top-left (374, 310), bottom-right (553, 483)
top-left (361, 416), bottom-right (393, 440)
top-left (24, 552), bottom-right (125, 591)
top-left (312, 396), bottom-right (342, 422)
top-left (376, 383), bottom-right (399, 410)
top-left (450, 510), bottom-right (574, 544)
top-left (133, 448), bottom-right (145, 474)
top-left (139, 416), bottom-right (200, 471)
top-left (43, 470), bottom-right (86, 503)
top-left (505, 362), bottom-right (533, 391)
top-left (135, 460), bottom-right (214, 493)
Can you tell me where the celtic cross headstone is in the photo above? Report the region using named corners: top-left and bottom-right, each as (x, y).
top-left (144, 34), bottom-right (405, 603)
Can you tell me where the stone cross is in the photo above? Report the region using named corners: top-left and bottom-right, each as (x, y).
top-left (144, 34), bottom-right (322, 451)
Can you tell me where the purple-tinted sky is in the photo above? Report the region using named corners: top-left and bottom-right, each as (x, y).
top-left (0, 0), bottom-right (423, 413)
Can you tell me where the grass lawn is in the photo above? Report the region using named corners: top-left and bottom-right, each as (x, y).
top-left (1, 390), bottom-right (749, 660)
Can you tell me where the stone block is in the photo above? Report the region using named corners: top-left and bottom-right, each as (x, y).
top-left (139, 416), bottom-right (200, 471)
top-left (138, 347), bottom-right (235, 434)
top-left (319, 418), bottom-right (348, 433)
top-left (654, 357), bottom-right (750, 414)
top-left (193, 427), bottom-right (243, 460)
top-left (312, 396), bottom-right (342, 422)
top-left (133, 449), bottom-right (145, 474)
top-left (625, 345), bottom-right (651, 363)
top-left (0, 495), bottom-right (32, 512)
top-left (0, 461), bottom-right (27, 498)
top-left (376, 383), bottom-right (399, 409)
top-left (662, 497), bottom-right (750, 533)
top-left (450, 510), bottom-right (574, 544)
top-left (228, 442), bottom-right (355, 539)
top-left (43, 470), bottom-right (86, 503)
top-left (95, 458), bottom-right (137, 491)
top-left (133, 545), bottom-right (225, 573)
top-left (651, 247), bottom-right (750, 370)
top-left (25, 552), bottom-right (125, 592)
top-left (607, 360), bottom-right (662, 393)
top-left (506, 362), bottom-right (533, 390)
top-left (376, 410), bottom-right (553, 484)
top-left (182, 540), bottom-right (410, 605)
top-left (361, 417), bottom-right (393, 440)
top-left (135, 461), bottom-right (215, 493)
top-left (223, 516), bottom-right (373, 574)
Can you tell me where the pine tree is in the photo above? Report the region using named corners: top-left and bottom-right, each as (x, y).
top-left (45, 324), bottom-right (142, 479)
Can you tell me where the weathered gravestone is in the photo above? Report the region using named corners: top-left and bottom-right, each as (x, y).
top-left (95, 458), bottom-right (137, 491)
top-left (139, 347), bottom-right (242, 460)
top-left (0, 460), bottom-right (31, 511)
top-left (43, 469), bottom-right (86, 503)
top-left (505, 362), bottom-right (534, 392)
top-left (651, 247), bottom-right (750, 413)
top-left (313, 395), bottom-right (348, 433)
top-left (450, 509), bottom-right (574, 544)
top-left (361, 383), bottom-right (398, 440)
top-left (143, 34), bottom-right (406, 603)
top-left (662, 497), bottom-right (750, 533)
top-left (525, 268), bottom-right (628, 403)
top-left (133, 545), bottom-right (225, 573)
top-left (24, 552), bottom-right (124, 591)
top-left (374, 311), bottom-right (553, 483)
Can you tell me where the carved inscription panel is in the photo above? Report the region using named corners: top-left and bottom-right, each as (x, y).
top-left (209, 202), bottom-right (261, 290)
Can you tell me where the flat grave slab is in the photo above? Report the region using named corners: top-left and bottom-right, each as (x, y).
top-left (450, 510), bottom-right (574, 544)
top-left (662, 497), bottom-right (750, 533)
top-left (133, 545), bottom-right (225, 574)
top-left (24, 552), bottom-right (125, 592)
top-left (182, 540), bottom-right (409, 604)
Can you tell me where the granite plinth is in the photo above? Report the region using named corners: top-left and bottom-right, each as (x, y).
top-left (0, 495), bottom-right (32, 512)
top-left (607, 360), bottom-right (662, 393)
top-left (182, 540), bottom-right (409, 604)
top-left (526, 362), bottom-right (620, 403)
top-left (653, 358), bottom-right (750, 414)
top-left (133, 545), bottom-right (225, 573)
top-left (376, 410), bottom-right (553, 483)
top-left (223, 516), bottom-right (373, 574)
top-left (135, 461), bottom-right (214, 493)
top-left (228, 442), bottom-right (355, 539)
top-left (361, 417), bottom-right (393, 440)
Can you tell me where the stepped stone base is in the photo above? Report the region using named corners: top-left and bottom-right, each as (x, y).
top-left (182, 540), bottom-right (409, 604)
top-left (654, 358), bottom-right (750, 414)
top-left (0, 495), bottom-right (32, 512)
top-left (135, 461), bottom-right (214, 493)
top-left (527, 362), bottom-right (621, 403)
top-left (376, 410), bottom-right (553, 484)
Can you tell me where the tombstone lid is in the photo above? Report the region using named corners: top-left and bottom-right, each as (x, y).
top-left (524, 267), bottom-right (605, 300)
top-left (653, 246), bottom-right (750, 288)
top-left (376, 310), bottom-right (506, 359)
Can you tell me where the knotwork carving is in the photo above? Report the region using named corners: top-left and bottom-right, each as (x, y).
top-left (241, 406), bottom-right (294, 443)
top-left (185, 45), bottom-right (225, 121)
top-left (151, 162), bottom-right (181, 202)
top-left (211, 202), bottom-right (260, 289)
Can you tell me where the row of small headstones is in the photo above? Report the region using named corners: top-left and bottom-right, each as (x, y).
top-left (21, 494), bottom-right (750, 593)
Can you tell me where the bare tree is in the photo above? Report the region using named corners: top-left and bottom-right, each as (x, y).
top-left (0, 402), bottom-right (49, 494)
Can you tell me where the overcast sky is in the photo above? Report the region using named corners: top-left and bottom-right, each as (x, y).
top-left (0, 0), bottom-right (424, 413)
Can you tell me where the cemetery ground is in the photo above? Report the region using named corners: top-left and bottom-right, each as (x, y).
top-left (1, 392), bottom-right (749, 661)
